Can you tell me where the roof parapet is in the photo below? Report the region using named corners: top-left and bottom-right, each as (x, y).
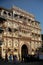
top-left (12, 6), bottom-right (35, 18)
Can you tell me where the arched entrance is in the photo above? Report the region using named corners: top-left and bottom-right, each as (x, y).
top-left (21, 44), bottom-right (28, 61)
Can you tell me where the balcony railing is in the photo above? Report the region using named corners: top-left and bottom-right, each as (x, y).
top-left (6, 32), bottom-right (12, 37)
top-left (0, 11), bottom-right (12, 20)
top-left (38, 30), bottom-right (41, 34)
top-left (38, 37), bottom-right (41, 41)
top-left (13, 23), bottom-right (18, 29)
top-left (18, 31), bottom-right (31, 38)
top-left (13, 32), bottom-right (18, 37)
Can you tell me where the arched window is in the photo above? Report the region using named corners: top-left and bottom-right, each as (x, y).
top-left (28, 19), bottom-right (30, 21)
top-left (8, 12), bottom-right (11, 16)
top-left (14, 28), bottom-right (18, 32)
top-left (14, 14), bottom-right (18, 17)
top-left (14, 48), bottom-right (17, 52)
top-left (24, 17), bottom-right (26, 20)
top-left (3, 11), bottom-right (7, 14)
top-left (8, 27), bottom-right (12, 32)
top-left (19, 15), bottom-right (23, 18)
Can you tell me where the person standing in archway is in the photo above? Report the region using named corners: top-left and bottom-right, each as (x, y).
top-left (5, 53), bottom-right (8, 62)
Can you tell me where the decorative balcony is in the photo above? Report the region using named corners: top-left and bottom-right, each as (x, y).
top-left (4, 21), bottom-right (13, 28)
top-left (35, 42), bottom-right (38, 49)
top-left (14, 28), bottom-right (18, 32)
top-left (27, 19), bottom-right (31, 26)
top-left (13, 39), bottom-right (18, 48)
top-left (0, 9), bottom-right (12, 21)
top-left (19, 24), bottom-right (30, 30)
top-left (34, 29), bottom-right (38, 33)
top-left (0, 10), bottom-right (7, 19)
top-left (18, 30), bottom-right (31, 38)
top-left (13, 23), bottom-right (19, 29)
top-left (31, 33), bottom-right (35, 40)
top-left (16, 15), bottom-right (24, 23)
top-left (13, 32), bottom-right (18, 37)
top-left (19, 32), bottom-right (24, 37)
top-left (38, 37), bottom-right (41, 41)
top-left (31, 21), bottom-right (35, 27)
top-left (37, 35), bottom-right (41, 41)
top-left (19, 20), bottom-right (23, 23)
top-left (35, 21), bottom-right (40, 29)
top-left (6, 31), bottom-right (12, 37)
top-left (7, 39), bottom-right (12, 48)
top-left (31, 41), bottom-right (35, 50)
top-left (38, 42), bottom-right (42, 48)
top-left (31, 27), bottom-right (34, 33)
top-left (38, 30), bottom-right (41, 34)
top-left (34, 34), bottom-right (38, 40)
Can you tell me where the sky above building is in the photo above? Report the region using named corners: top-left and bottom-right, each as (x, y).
top-left (0, 0), bottom-right (43, 34)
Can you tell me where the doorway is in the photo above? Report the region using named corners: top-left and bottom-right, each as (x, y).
top-left (21, 44), bottom-right (28, 61)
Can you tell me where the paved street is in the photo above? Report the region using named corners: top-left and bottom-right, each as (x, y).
top-left (0, 58), bottom-right (43, 65)
top-left (0, 61), bottom-right (43, 65)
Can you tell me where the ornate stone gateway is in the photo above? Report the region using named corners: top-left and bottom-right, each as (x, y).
top-left (21, 44), bottom-right (28, 61)
top-left (0, 6), bottom-right (42, 60)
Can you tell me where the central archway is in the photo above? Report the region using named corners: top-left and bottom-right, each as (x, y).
top-left (21, 44), bottom-right (28, 61)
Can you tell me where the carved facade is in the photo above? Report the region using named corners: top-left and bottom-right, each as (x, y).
top-left (0, 6), bottom-right (42, 60)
